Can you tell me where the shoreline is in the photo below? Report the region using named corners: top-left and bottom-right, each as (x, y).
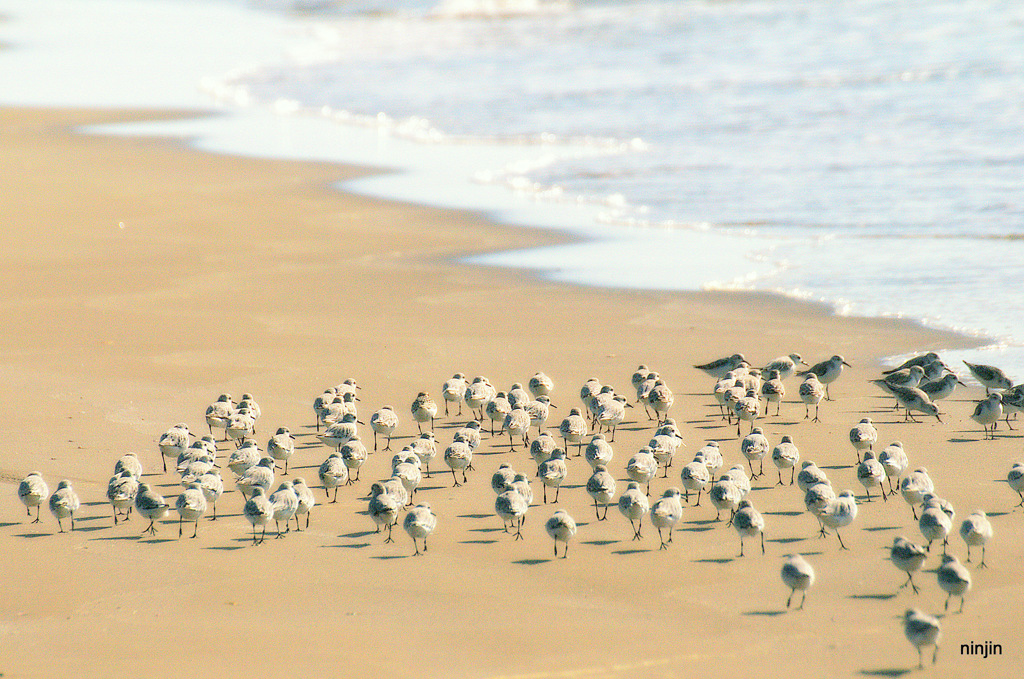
top-left (0, 105), bottom-right (1016, 678)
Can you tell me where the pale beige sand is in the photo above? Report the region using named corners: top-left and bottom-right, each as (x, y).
top-left (0, 107), bottom-right (1018, 677)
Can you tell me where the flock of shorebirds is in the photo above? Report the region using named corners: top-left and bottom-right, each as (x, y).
top-left (12, 350), bottom-right (1024, 669)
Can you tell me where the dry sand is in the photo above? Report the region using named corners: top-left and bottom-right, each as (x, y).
top-left (0, 107), bottom-right (1020, 677)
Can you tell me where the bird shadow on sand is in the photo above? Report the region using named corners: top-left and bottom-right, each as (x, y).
top-left (72, 525), bottom-right (110, 533)
top-left (13, 532), bottom-right (51, 539)
top-left (612, 548), bottom-right (650, 555)
top-left (469, 527), bottom-right (503, 533)
top-left (765, 510), bottom-right (802, 517)
top-left (987, 511), bottom-right (1011, 517)
top-left (82, 501), bottom-right (108, 507)
top-left (863, 525), bottom-right (903, 532)
top-left (859, 668), bottom-right (911, 677)
top-left (0, 521), bottom-right (22, 528)
top-left (461, 539), bottom-right (499, 544)
top-left (694, 557), bottom-right (733, 564)
top-left (91, 534), bottom-right (141, 541)
top-left (137, 538), bottom-right (176, 545)
top-left (684, 518), bottom-right (717, 525)
top-left (848, 593), bottom-right (897, 601)
top-left (458, 513), bottom-right (493, 519)
top-left (324, 542), bottom-right (371, 549)
top-left (371, 554), bottom-right (409, 560)
top-left (767, 537), bottom-right (806, 544)
top-left (821, 464), bottom-right (849, 471)
top-left (743, 609), bottom-right (786, 617)
top-left (206, 545), bottom-right (247, 551)
top-left (341, 530), bottom-right (375, 539)
top-left (512, 558), bottom-right (548, 566)
top-left (583, 539), bottom-right (618, 546)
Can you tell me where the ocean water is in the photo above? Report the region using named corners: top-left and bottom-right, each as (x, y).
top-left (2, 0), bottom-right (1023, 377)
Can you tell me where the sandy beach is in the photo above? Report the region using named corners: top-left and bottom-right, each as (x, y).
top-left (0, 106), bottom-right (1020, 677)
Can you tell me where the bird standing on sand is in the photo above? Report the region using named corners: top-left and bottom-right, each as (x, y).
top-left (528, 371), bottom-right (555, 398)
top-left (936, 555), bottom-right (971, 613)
top-left (136, 482), bottom-right (169, 536)
top-left (410, 392), bottom-right (438, 434)
top-left (856, 451), bottom-right (886, 502)
top-left (537, 448), bottom-right (568, 503)
top-left (890, 535), bottom-right (928, 594)
top-left (18, 472), bottom-right (48, 523)
top-left (650, 488), bottom-right (684, 549)
top-left (546, 510), bottom-right (577, 558)
top-left (760, 370), bottom-right (785, 416)
top-left (771, 436), bottom-right (800, 486)
top-left (889, 386), bottom-right (942, 423)
top-left (733, 499), bottom-right (765, 556)
top-left (559, 408), bottom-right (588, 455)
top-left (585, 464), bottom-right (616, 521)
top-left (48, 480), bottom-right (80, 533)
top-left (404, 502), bottom-right (436, 556)
top-left (798, 374), bottom-right (825, 421)
top-left (970, 393), bottom-right (1003, 439)
top-left (369, 406), bottom-right (399, 451)
top-left (962, 359), bottom-right (1013, 394)
top-left (903, 609), bottom-right (941, 669)
top-left (267, 426), bottom-right (296, 475)
top-left (1008, 462), bottom-right (1024, 507)
top-left (819, 490), bottom-right (858, 550)
top-left (781, 554), bottom-right (814, 609)
top-left (763, 353), bottom-right (807, 381)
top-left (694, 353), bottom-right (748, 379)
top-left (175, 482), bottom-right (207, 539)
top-left (618, 481), bottom-right (650, 539)
top-left (797, 355), bottom-right (850, 400)
top-left (848, 418), bottom-right (877, 463)
top-left (441, 373), bottom-right (466, 416)
top-left (959, 511), bottom-right (992, 567)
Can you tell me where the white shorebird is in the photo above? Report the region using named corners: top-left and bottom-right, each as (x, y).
top-left (114, 452), bottom-right (143, 481)
top-left (537, 448), bottom-right (568, 503)
top-left (368, 489), bottom-right (401, 543)
top-left (819, 490), bottom-right (858, 550)
top-left (408, 432), bottom-right (437, 477)
top-left (733, 499), bottom-right (765, 556)
top-left (530, 432), bottom-right (557, 466)
top-left (771, 435), bottom-right (800, 486)
top-left (267, 427), bottom-right (296, 475)
top-left (441, 373), bottom-right (466, 416)
top-left (339, 436), bottom-right (368, 484)
top-left (856, 451), bottom-right (886, 502)
top-left (243, 486), bottom-right (273, 545)
top-left (507, 383), bottom-right (531, 411)
top-left (463, 376), bottom-right (495, 422)
top-left (269, 480), bottom-right (299, 538)
top-left (454, 420), bottom-right (482, 452)
top-left (900, 468), bottom-right (934, 519)
top-left (878, 441), bottom-right (908, 496)
top-left (763, 353), bottom-right (807, 381)
top-left (709, 478), bottom-right (742, 523)
top-left (848, 417), bottom-right (877, 463)
top-left (889, 385), bottom-right (942, 423)
top-left (781, 554), bottom-right (814, 609)
top-left (524, 395), bottom-right (554, 436)
top-left (970, 393), bottom-right (1003, 439)
top-left (318, 452), bottom-right (349, 502)
top-left (595, 394), bottom-right (629, 441)
top-left (510, 474), bottom-right (533, 505)
top-left (225, 407), bottom-right (256, 447)
top-left (444, 439), bottom-right (473, 487)
top-left (890, 535), bottom-right (928, 594)
top-left (107, 470), bottom-right (139, 525)
top-left (720, 465), bottom-right (751, 500)
top-left (558, 407), bottom-right (588, 456)
top-left (236, 458), bottom-right (275, 501)
top-left (697, 441), bottom-right (723, 481)
top-left (694, 353), bottom-right (748, 380)
top-left (650, 488), bottom-right (683, 548)
top-left (369, 406), bottom-right (399, 451)
top-left (1000, 384), bottom-right (1024, 428)
top-left (495, 487), bottom-right (529, 539)
top-left (796, 460), bottom-right (829, 492)
top-left (491, 463), bottom-right (517, 495)
top-left (392, 455), bottom-right (422, 500)
top-left (291, 476), bottom-right (315, 530)
top-left (732, 389), bottom-right (759, 435)
top-left (586, 464), bottom-right (616, 521)
top-left (404, 502), bottom-right (436, 555)
top-left (962, 359), bottom-right (1013, 393)
top-left (1008, 462), bottom-right (1024, 507)
top-left (797, 355), bottom-right (851, 400)
top-left (919, 372), bottom-right (965, 402)
top-left (579, 377), bottom-right (602, 412)
top-left (617, 481), bottom-right (650, 540)
top-left (740, 427), bottom-right (769, 479)
top-left (312, 389), bottom-right (336, 431)
top-left (48, 480), bottom-right (80, 533)
top-left (760, 370), bottom-right (785, 416)
top-left (680, 454), bottom-right (710, 505)
top-left (631, 365), bottom-right (651, 397)
top-left (528, 371), bottom-right (554, 398)
top-left (205, 394), bottom-right (234, 437)
top-left (175, 482), bottom-right (207, 539)
top-left (959, 511), bottom-right (992, 567)
top-left (884, 352), bottom-right (941, 375)
top-left (545, 509), bottom-right (577, 558)
top-left (648, 434), bottom-right (676, 478)
top-left (647, 381), bottom-right (674, 424)
top-left (485, 392), bottom-right (512, 436)
top-left (872, 365), bottom-right (927, 407)
top-left (197, 470), bottom-right (224, 521)
top-left (936, 555), bottom-right (971, 613)
top-left (18, 472), bottom-right (49, 523)
top-left (903, 609), bottom-right (941, 669)
top-left (227, 440), bottom-right (261, 477)
top-left (158, 423), bottom-right (192, 473)
top-left (804, 482), bottom-right (836, 539)
top-left (410, 392), bottom-right (438, 434)
top-left (626, 447), bottom-right (658, 496)
top-left (918, 497), bottom-right (952, 553)
top-left (584, 433), bottom-right (614, 470)
top-left (135, 482), bottom-right (170, 536)
top-left (798, 374), bottom-right (825, 422)
top-left (503, 408), bottom-right (531, 450)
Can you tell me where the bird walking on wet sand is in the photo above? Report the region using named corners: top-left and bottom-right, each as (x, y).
top-left (136, 483), bottom-right (169, 536)
top-left (444, 439), bottom-right (473, 487)
top-left (884, 352), bottom-right (940, 375)
top-left (243, 486), bottom-right (274, 545)
top-left (959, 511), bottom-right (992, 567)
top-left (626, 447), bottom-right (658, 496)
top-left (781, 554), bottom-right (814, 609)
top-left (370, 406), bottom-right (399, 451)
top-left (889, 386), bottom-right (942, 423)
top-left (970, 393), bottom-right (1002, 439)
top-left (903, 609), bottom-right (941, 669)
top-left (771, 436), bottom-right (800, 486)
top-left (918, 497), bottom-right (952, 553)
top-left (1008, 462), bottom-right (1024, 507)
top-left (441, 373), bottom-right (466, 416)
top-left (760, 370), bottom-right (785, 416)
top-left (856, 451), bottom-right (886, 502)
top-left (680, 454), bottom-right (711, 504)
top-left (586, 464), bottom-right (616, 521)
top-left (368, 489), bottom-right (401, 543)
top-left (936, 554), bottom-right (971, 613)
top-left (733, 499), bottom-right (765, 556)
top-left (848, 417), bottom-right (877, 463)
top-left (900, 468), bottom-right (934, 519)
top-left (819, 490), bottom-right (858, 550)
top-left (763, 353), bottom-right (807, 381)
top-left (269, 481), bottom-right (299, 538)
top-left (618, 481), bottom-right (650, 539)
top-left (694, 353), bottom-right (748, 379)
top-left (650, 488), bottom-right (683, 549)
top-left (496, 487), bottom-right (529, 539)
top-left (267, 426), bottom-right (296, 475)
top-left (740, 427), bottom-right (769, 479)
top-left (340, 437), bottom-right (368, 484)
top-left (798, 374), bottom-right (825, 421)
top-left (537, 448), bottom-right (568, 503)
top-left (404, 502), bottom-right (436, 556)
top-left (797, 355), bottom-right (850, 400)
top-left (410, 392), bottom-right (438, 434)
top-left (18, 472), bottom-right (48, 523)
top-left (890, 535), bottom-right (928, 594)
top-left (559, 408), bottom-right (588, 456)
top-left (545, 510), bottom-right (577, 558)
top-left (962, 359), bottom-right (1013, 394)
top-left (175, 482), bottom-right (207, 539)
top-left (291, 477), bottom-right (316, 530)
top-left (48, 480), bottom-right (80, 533)
top-left (878, 441), bottom-right (908, 496)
